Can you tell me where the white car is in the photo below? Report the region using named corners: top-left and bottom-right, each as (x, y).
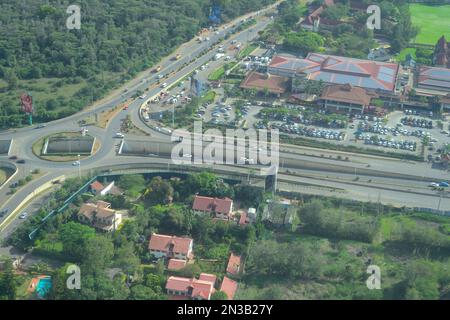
top-left (183, 154), bottom-right (192, 158)
top-left (72, 161), bottom-right (80, 166)
top-left (161, 83), bottom-right (167, 88)
top-left (139, 94), bottom-right (147, 99)
top-left (19, 212), bottom-right (28, 219)
top-left (115, 133), bottom-right (125, 138)
top-left (429, 182), bottom-right (439, 188)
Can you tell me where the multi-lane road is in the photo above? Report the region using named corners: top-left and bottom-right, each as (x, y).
top-left (0, 1), bottom-right (449, 237)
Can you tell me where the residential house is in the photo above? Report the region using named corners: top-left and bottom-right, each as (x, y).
top-left (148, 233), bottom-right (193, 261)
top-left (192, 195), bottom-right (234, 220)
top-left (89, 180), bottom-right (123, 196)
top-left (220, 276), bottom-right (238, 300)
top-left (226, 253), bottom-right (242, 276)
top-left (167, 259), bottom-right (187, 271)
top-left (77, 200), bottom-right (122, 232)
top-left (166, 273), bottom-right (216, 300)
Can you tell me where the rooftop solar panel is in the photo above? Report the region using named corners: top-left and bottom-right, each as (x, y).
top-left (379, 67), bottom-right (395, 76)
top-left (420, 79), bottom-right (450, 89)
top-left (378, 73), bottom-right (394, 83)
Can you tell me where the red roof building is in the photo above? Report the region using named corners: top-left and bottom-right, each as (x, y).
top-left (240, 72), bottom-right (290, 95)
top-left (226, 253), bottom-right (242, 276)
top-left (167, 259), bottom-right (187, 271)
top-left (220, 276), bottom-right (238, 300)
top-left (269, 53), bottom-right (399, 93)
top-left (90, 181), bottom-right (105, 194)
top-left (77, 200), bottom-right (122, 232)
top-left (166, 273), bottom-right (216, 300)
top-left (192, 195), bottom-right (234, 219)
top-left (148, 234), bottom-right (193, 260)
top-left (319, 84), bottom-right (377, 114)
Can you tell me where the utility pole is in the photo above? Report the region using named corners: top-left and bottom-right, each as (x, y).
top-left (172, 104), bottom-right (175, 129)
top-left (78, 154), bottom-right (81, 179)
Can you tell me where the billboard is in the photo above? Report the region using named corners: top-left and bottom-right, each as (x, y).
top-left (21, 93), bottom-right (33, 114)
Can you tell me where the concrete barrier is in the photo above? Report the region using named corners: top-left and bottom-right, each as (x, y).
top-left (0, 175), bottom-right (65, 231)
top-left (0, 161), bottom-right (18, 192)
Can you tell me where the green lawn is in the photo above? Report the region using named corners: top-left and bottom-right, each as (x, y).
top-left (410, 4), bottom-right (450, 44)
top-left (237, 44), bottom-right (258, 59)
top-left (396, 47), bottom-right (416, 62)
top-left (208, 66), bottom-right (225, 81)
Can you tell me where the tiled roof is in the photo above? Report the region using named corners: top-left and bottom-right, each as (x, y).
top-left (199, 273), bottom-right (217, 285)
top-left (269, 53), bottom-right (399, 92)
top-left (220, 276), bottom-right (238, 300)
top-left (192, 195), bottom-right (233, 215)
top-left (78, 201), bottom-right (115, 220)
top-left (90, 181), bottom-right (104, 192)
top-left (167, 259), bottom-right (187, 271)
top-left (226, 253), bottom-right (242, 275)
top-left (320, 84), bottom-right (375, 106)
top-left (166, 273), bottom-right (215, 300)
top-left (148, 234), bottom-right (193, 255)
top-left (240, 71), bottom-right (290, 94)
top-left (418, 66), bottom-right (450, 90)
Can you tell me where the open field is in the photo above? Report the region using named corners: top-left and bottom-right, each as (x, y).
top-left (410, 4), bottom-right (450, 44)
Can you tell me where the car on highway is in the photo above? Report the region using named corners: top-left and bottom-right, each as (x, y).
top-left (16, 159), bottom-right (26, 164)
top-left (9, 155), bottom-right (18, 160)
top-left (123, 105), bottom-right (128, 110)
top-left (72, 161), bottom-right (80, 166)
top-left (439, 182), bottom-right (450, 188)
top-left (115, 132), bottom-right (125, 138)
top-left (19, 212), bottom-right (28, 219)
top-left (0, 209), bottom-right (7, 218)
top-left (428, 182), bottom-right (439, 188)
top-left (139, 94), bottom-right (147, 99)
top-left (161, 83), bottom-right (167, 88)
top-left (36, 124), bottom-right (47, 129)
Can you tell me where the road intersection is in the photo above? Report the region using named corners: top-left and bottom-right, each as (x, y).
top-left (1, 2), bottom-right (450, 237)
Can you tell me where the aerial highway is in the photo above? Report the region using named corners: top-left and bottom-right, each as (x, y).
top-left (0, 1), bottom-right (449, 238)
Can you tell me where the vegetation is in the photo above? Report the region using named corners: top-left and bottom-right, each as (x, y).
top-left (0, 0), bottom-right (276, 129)
top-left (409, 3), bottom-right (450, 44)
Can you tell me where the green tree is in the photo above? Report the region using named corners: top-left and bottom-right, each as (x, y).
top-left (211, 290), bottom-right (228, 300)
top-left (0, 259), bottom-right (16, 300)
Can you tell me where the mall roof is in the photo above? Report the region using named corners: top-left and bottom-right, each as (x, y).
top-left (269, 53), bottom-right (400, 92)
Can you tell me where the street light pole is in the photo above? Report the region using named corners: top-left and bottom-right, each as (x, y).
top-left (78, 154), bottom-right (81, 179)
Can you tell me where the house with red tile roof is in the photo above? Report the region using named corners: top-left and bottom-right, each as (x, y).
top-left (167, 259), bottom-right (187, 271)
top-left (192, 195), bottom-right (234, 220)
top-left (226, 253), bottom-right (242, 276)
top-left (166, 273), bottom-right (216, 300)
top-left (77, 200), bottom-right (122, 232)
top-left (220, 276), bottom-right (238, 300)
top-left (90, 180), bottom-right (123, 196)
top-left (148, 233), bottom-right (193, 260)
